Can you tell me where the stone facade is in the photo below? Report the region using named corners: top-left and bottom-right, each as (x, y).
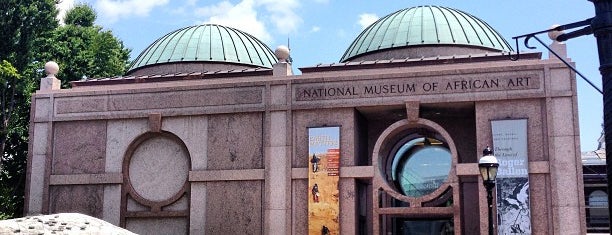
top-left (25, 47), bottom-right (585, 234)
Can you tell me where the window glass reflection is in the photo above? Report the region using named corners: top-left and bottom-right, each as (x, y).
top-left (392, 137), bottom-right (451, 197)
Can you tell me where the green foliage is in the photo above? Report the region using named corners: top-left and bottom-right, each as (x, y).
top-left (0, 0), bottom-right (57, 219)
top-left (63, 3), bottom-right (95, 27)
top-left (0, 60), bottom-right (28, 219)
top-left (0, 60), bottom-right (22, 158)
top-left (0, 0), bottom-right (58, 70)
top-left (0, 1), bottom-right (130, 219)
top-left (0, 60), bottom-right (20, 84)
top-left (41, 4), bottom-right (131, 86)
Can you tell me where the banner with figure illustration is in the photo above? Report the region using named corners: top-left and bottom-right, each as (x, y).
top-left (308, 127), bottom-right (340, 235)
top-left (491, 119), bottom-right (532, 234)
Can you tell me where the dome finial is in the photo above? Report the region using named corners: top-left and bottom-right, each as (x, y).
top-left (40, 61), bottom-right (61, 90)
top-left (44, 61), bottom-right (59, 78)
top-left (548, 24), bottom-right (564, 42)
top-left (273, 45), bottom-right (293, 76)
top-left (275, 45), bottom-right (291, 63)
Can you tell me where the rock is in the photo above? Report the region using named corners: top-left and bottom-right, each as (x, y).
top-left (0, 213), bottom-right (137, 234)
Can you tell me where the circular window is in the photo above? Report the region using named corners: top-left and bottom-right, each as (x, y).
top-left (391, 137), bottom-right (452, 197)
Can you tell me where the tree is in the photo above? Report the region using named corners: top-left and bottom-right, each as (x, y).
top-left (0, 0), bottom-right (58, 219)
top-left (0, 61), bottom-right (23, 220)
top-left (0, 2), bottom-right (130, 219)
top-left (63, 3), bottom-right (95, 27)
top-left (42, 4), bottom-right (130, 87)
top-left (0, 0), bottom-right (58, 153)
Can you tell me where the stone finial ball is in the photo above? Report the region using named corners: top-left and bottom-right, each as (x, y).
top-left (44, 61), bottom-right (60, 76)
top-left (548, 24), bottom-right (564, 41)
top-left (275, 45), bottom-right (290, 61)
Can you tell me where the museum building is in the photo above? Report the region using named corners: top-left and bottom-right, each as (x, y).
top-left (24, 5), bottom-right (586, 235)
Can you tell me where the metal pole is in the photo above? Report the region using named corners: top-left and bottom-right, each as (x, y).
top-left (589, 0), bottom-right (612, 228)
top-left (487, 184), bottom-right (494, 235)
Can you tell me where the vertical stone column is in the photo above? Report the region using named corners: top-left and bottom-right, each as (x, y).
top-left (26, 100), bottom-right (51, 215)
top-left (340, 112), bottom-right (358, 234)
top-left (547, 97), bottom-right (583, 234)
top-left (163, 116), bottom-right (209, 234)
top-left (474, 102), bottom-right (497, 235)
top-left (104, 119), bottom-right (149, 225)
top-left (26, 61), bottom-right (62, 215)
top-left (546, 64), bottom-right (585, 234)
top-left (264, 84), bottom-right (291, 234)
top-left (548, 41), bottom-right (568, 60)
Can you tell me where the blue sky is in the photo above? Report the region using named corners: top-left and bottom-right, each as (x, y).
top-left (57, 0), bottom-right (603, 151)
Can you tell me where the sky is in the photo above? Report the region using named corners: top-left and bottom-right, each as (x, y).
top-left (56, 0), bottom-right (604, 152)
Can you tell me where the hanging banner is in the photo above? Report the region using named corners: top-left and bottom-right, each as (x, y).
top-left (491, 119), bottom-right (532, 234)
top-left (308, 127), bottom-right (340, 235)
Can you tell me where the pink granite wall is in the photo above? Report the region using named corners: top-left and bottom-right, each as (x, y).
top-left (126, 217), bottom-right (188, 234)
top-left (48, 121), bottom-right (107, 218)
top-left (52, 121), bottom-right (107, 174)
top-left (49, 185), bottom-right (103, 218)
top-left (459, 176), bottom-right (480, 233)
top-left (291, 179), bottom-right (309, 234)
top-left (291, 107), bottom-right (359, 234)
top-left (475, 99), bottom-right (546, 161)
top-left (205, 181), bottom-right (263, 234)
top-left (207, 113), bottom-right (263, 170)
top-left (429, 114), bottom-right (477, 163)
top-left (475, 99), bottom-right (550, 234)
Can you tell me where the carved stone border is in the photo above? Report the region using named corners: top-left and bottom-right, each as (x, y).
top-left (371, 118), bottom-right (460, 234)
top-left (120, 131), bottom-right (191, 226)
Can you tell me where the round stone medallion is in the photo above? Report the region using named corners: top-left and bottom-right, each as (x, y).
top-left (128, 135), bottom-right (189, 202)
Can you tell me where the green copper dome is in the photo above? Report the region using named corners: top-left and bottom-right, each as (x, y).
top-left (127, 24), bottom-right (277, 74)
top-left (340, 5), bottom-right (513, 62)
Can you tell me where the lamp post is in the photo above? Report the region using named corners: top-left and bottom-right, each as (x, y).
top-left (479, 146), bottom-right (499, 235)
top-left (510, 0), bottom-right (612, 228)
top-left (588, 0), bottom-right (612, 224)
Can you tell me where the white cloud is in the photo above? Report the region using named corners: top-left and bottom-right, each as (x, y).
top-left (194, 0), bottom-right (302, 44)
top-left (310, 26), bottom-right (320, 33)
top-left (95, 0), bottom-right (170, 23)
top-left (358, 13), bottom-right (378, 29)
top-left (56, 0), bottom-right (75, 24)
top-left (258, 0), bottom-right (301, 35)
top-left (196, 0), bottom-right (272, 42)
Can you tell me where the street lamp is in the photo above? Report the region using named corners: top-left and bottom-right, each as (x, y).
top-left (479, 146), bottom-right (499, 235)
top-left (510, 1), bottom-right (612, 226)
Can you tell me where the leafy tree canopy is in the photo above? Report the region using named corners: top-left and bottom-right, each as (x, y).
top-left (0, 0), bottom-right (58, 70)
top-left (0, 1), bottom-right (131, 219)
top-left (41, 4), bottom-right (131, 86)
top-left (0, 0), bottom-right (58, 219)
top-left (63, 3), bottom-right (96, 27)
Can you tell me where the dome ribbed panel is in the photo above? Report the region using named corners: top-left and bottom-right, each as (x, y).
top-left (128, 24), bottom-right (277, 73)
top-left (340, 5), bottom-right (513, 62)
